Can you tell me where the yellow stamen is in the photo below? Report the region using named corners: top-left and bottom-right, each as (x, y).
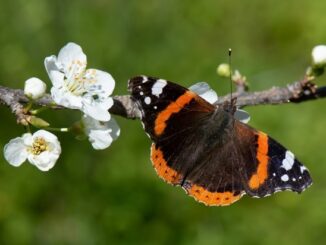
top-left (31, 137), bottom-right (48, 155)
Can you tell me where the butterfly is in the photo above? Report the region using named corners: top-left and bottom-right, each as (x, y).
top-left (128, 75), bottom-right (312, 206)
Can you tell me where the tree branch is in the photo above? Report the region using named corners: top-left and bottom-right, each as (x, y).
top-left (1, 77), bottom-right (325, 124)
top-left (216, 78), bottom-right (325, 106)
top-left (0, 86), bottom-right (31, 125)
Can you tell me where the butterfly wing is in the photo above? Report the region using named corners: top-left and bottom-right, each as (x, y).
top-left (128, 76), bottom-right (214, 140)
top-left (128, 76), bottom-right (312, 206)
top-left (128, 75), bottom-right (216, 182)
top-left (181, 120), bottom-right (312, 206)
top-left (237, 122), bottom-right (313, 197)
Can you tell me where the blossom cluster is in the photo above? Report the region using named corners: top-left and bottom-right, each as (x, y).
top-left (4, 43), bottom-right (120, 171)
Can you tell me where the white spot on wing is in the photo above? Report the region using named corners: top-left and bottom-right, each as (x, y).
top-left (142, 76), bottom-right (148, 83)
top-left (144, 96), bottom-right (151, 105)
top-left (281, 151), bottom-right (295, 171)
top-left (300, 165), bottom-right (307, 173)
top-left (151, 79), bottom-right (167, 97)
top-left (154, 106), bottom-right (157, 109)
top-left (140, 91), bottom-right (144, 96)
top-left (281, 174), bottom-right (289, 182)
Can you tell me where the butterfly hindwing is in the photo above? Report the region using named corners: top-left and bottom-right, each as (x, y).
top-left (183, 120), bottom-right (312, 205)
top-left (151, 107), bottom-right (247, 206)
top-left (128, 76), bottom-right (313, 206)
top-left (241, 127), bottom-right (313, 197)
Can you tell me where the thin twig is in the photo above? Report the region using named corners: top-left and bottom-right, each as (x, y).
top-left (1, 78), bottom-right (325, 124)
top-left (216, 78), bottom-right (323, 107)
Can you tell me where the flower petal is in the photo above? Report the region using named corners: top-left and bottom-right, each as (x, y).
top-left (44, 56), bottom-right (65, 87)
top-left (189, 82), bottom-right (218, 104)
top-left (51, 87), bottom-right (83, 109)
top-left (82, 115), bottom-right (120, 150)
top-left (82, 97), bottom-right (113, 121)
top-left (84, 69), bottom-right (115, 96)
top-left (82, 115), bottom-right (99, 133)
top-left (4, 137), bottom-right (28, 167)
top-left (57, 42), bottom-right (87, 76)
top-left (82, 115), bottom-right (120, 135)
top-left (28, 151), bottom-right (59, 171)
top-left (22, 133), bottom-right (33, 146)
top-left (32, 130), bottom-right (60, 143)
top-left (88, 130), bottom-right (113, 150)
top-left (107, 117), bottom-right (120, 141)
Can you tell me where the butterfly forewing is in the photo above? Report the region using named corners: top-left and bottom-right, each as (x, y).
top-left (128, 76), bottom-right (214, 140)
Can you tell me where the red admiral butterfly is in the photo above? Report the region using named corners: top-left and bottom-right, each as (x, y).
top-left (128, 76), bottom-right (312, 206)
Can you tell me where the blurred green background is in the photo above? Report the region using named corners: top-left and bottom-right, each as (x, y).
top-left (0, 0), bottom-right (326, 244)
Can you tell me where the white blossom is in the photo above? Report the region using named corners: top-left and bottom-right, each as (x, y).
top-left (44, 42), bottom-right (115, 121)
top-left (24, 77), bottom-right (47, 100)
top-left (3, 130), bottom-right (61, 171)
top-left (189, 82), bottom-right (250, 123)
top-left (312, 45), bottom-right (326, 67)
top-left (82, 115), bottom-right (120, 150)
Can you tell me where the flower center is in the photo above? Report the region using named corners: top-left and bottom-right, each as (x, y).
top-left (31, 137), bottom-right (48, 155)
top-left (65, 79), bottom-right (86, 96)
top-left (64, 60), bottom-right (88, 96)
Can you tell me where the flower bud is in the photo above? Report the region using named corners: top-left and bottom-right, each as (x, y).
top-left (312, 45), bottom-right (326, 67)
top-left (24, 77), bottom-right (47, 100)
top-left (216, 64), bottom-right (231, 77)
top-left (28, 116), bottom-right (50, 128)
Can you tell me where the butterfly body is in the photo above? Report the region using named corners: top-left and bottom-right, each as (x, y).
top-left (128, 76), bottom-right (312, 206)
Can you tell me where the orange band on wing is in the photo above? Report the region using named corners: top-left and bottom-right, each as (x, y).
top-left (186, 184), bottom-right (243, 206)
top-left (248, 132), bottom-right (269, 189)
top-left (154, 91), bottom-right (195, 136)
top-left (150, 144), bottom-right (182, 185)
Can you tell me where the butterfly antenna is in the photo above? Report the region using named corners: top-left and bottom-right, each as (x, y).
top-left (228, 48), bottom-right (233, 104)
